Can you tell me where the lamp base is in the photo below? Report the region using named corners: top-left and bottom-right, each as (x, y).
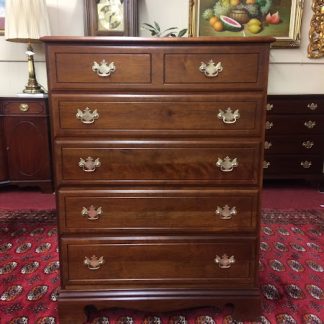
top-left (23, 44), bottom-right (46, 94)
top-left (23, 84), bottom-right (45, 94)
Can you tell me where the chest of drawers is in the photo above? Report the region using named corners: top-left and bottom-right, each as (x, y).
top-left (264, 95), bottom-right (324, 188)
top-left (43, 36), bottom-right (273, 323)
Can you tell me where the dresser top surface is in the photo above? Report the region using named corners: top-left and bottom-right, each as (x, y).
top-left (41, 36), bottom-right (275, 45)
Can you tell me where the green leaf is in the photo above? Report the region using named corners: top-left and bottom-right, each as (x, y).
top-left (154, 21), bottom-right (161, 31)
top-left (142, 23), bottom-right (155, 28)
top-left (177, 29), bottom-right (188, 37)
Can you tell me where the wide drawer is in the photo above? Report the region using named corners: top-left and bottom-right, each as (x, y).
top-left (55, 140), bottom-right (262, 186)
top-left (263, 155), bottom-right (323, 175)
top-left (264, 135), bottom-right (323, 154)
top-left (60, 236), bottom-right (257, 289)
top-left (51, 93), bottom-right (264, 137)
top-left (2, 101), bottom-right (46, 116)
top-left (267, 96), bottom-right (324, 114)
top-left (265, 115), bottom-right (324, 134)
top-left (58, 188), bottom-right (259, 233)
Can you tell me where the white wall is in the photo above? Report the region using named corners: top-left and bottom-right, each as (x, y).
top-left (0, 0), bottom-right (323, 95)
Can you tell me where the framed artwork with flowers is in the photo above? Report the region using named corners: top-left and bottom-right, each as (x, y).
top-left (84, 0), bottom-right (138, 36)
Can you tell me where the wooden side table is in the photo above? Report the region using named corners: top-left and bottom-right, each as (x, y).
top-left (0, 96), bottom-right (53, 193)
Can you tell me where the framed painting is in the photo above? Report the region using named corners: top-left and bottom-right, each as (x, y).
top-left (0, 0), bottom-right (5, 36)
top-left (188, 0), bottom-right (304, 48)
top-left (308, 0), bottom-right (324, 58)
top-left (84, 0), bottom-right (138, 36)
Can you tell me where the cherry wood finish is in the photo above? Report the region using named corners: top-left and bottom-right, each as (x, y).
top-left (42, 36), bottom-right (273, 323)
top-left (0, 97), bottom-right (52, 192)
top-left (264, 95), bottom-right (324, 188)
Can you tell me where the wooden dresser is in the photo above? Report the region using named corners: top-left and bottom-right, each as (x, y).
top-left (264, 95), bottom-right (324, 188)
top-left (42, 36), bottom-right (273, 323)
top-left (0, 97), bottom-right (52, 192)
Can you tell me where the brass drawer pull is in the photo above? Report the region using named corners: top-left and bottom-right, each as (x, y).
top-left (76, 107), bottom-right (99, 124)
top-left (78, 157), bottom-right (101, 172)
top-left (263, 161), bottom-right (271, 169)
top-left (215, 205), bottom-right (237, 220)
top-left (265, 121), bottom-right (273, 130)
top-left (84, 255), bottom-right (105, 270)
top-left (81, 205), bottom-right (102, 221)
top-left (199, 60), bottom-right (223, 77)
top-left (216, 156), bottom-right (238, 172)
top-left (304, 121), bottom-right (316, 129)
top-left (92, 59), bottom-right (116, 77)
top-left (301, 161), bottom-right (312, 169)
top-left (266, 103), bottom-right (273, 111)
top-left (217, 108), bottom-right (240, 124)
top-left (302, 141), bottom-right (314, 149)
top-left (307, 103), bottom-right (318, 110)
top-left (264, 141), bottom-right (272, 150)
top-left (214, 254), bottom-right (235, 269)
top-left (19, 103), bottom-right (29, 112)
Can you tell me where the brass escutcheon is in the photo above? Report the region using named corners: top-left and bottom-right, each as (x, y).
top-left (199, 60), bottom-right (223, 77)
top-left (214, 254), bottom-right (235, 269)
top-left (19, 103), bottom-right (29, 112)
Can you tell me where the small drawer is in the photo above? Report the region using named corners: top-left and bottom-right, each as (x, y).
top-left (52, 93), bottom-right (264, 137)
top-left (58, 188), bottom-right (259, 233)
top-left (164, 46), bottom-right (268, 89)
top-left (264, 135), bottom-right (323, 154)
top-left (55, 140), bottom-right (261, 186)
top-left (3, 101), bottom-right (46, 115)
top-left (51, 46), bottom-right (151, 89)
top-left (266, 96), bottom-right (324, 114)
top-left (265, 115), bottom-right (324, 134)
top-left (263, 155), bottom-right (323, 175)
top-left (60, 236), bottom-right (257, 289)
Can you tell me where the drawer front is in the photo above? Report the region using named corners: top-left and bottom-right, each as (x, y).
top-left (56, 141), bottom-right (261, 185)
top-left (3, 101), bottom-right (46, 115)
top-left (52, 94), bottom-right (264, 137)
top-left (164, 47), bottom-right (268, 89)
top-left (265, 115), bottom-right (324, 134)
top-left (264, 135), bottom-right (323, 154)
top-left (46, 44), bottom-right (269, 90)
top-left (263, 155), bottom-right (323, 175)
top-left (53, 50), bottom-right (151, 87)
top-left (60, 236), bottom-right (257, 288)
top-left (58, 188), bottom-right (259, 233)
top-left (267, 97), bottom-right (324, 115)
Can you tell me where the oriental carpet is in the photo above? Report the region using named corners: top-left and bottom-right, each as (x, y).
top-left (0, 209), bottom-right (323, 324)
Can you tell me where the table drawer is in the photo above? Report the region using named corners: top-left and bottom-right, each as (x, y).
top-left (58, 188), bottom-right (259, 233)
top-left (52, 93), bottom-right (264, 137)
top-left (267, 96), bottom-right (324, 114)
top-left (265, 115), bottom-right (324, 134)
top-left (60, 236), bottom-right (257, 289)
top-left (263, 155), bottom-right (323, 175)
top-left (3, 101), bottom-right (46, 115)
top-left (264, 135), bottom-right (323, 154)
top-left (55, 140), bottom-right (261, 186)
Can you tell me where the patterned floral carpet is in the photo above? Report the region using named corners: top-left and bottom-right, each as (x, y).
top-left (0, 209), bottom-right (323, 324)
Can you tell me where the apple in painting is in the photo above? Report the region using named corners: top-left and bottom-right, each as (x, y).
top-left (266, 11), bottom-right (280, 24)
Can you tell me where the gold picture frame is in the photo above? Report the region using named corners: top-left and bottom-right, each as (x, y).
top-left (308, 0), bottom-right (324, 58)
top-left (84, 0), bottom-right (138, 36)
top-left (189, 0), bottom-right (304, 48)
top-left (0, 0), bottom-right (5, 36)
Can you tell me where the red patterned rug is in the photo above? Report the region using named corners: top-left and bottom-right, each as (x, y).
top-left (0, 209), bottom-right (323, 324)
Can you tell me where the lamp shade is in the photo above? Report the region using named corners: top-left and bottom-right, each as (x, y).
top-left (5, 0), bottom-right (51, 43)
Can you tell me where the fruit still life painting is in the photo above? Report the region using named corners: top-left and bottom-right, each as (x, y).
top-left (197, 0), bottom-right (292, 37)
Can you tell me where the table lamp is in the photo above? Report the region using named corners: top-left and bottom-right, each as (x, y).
top-left (5, 0), bottom-right (51, 94)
